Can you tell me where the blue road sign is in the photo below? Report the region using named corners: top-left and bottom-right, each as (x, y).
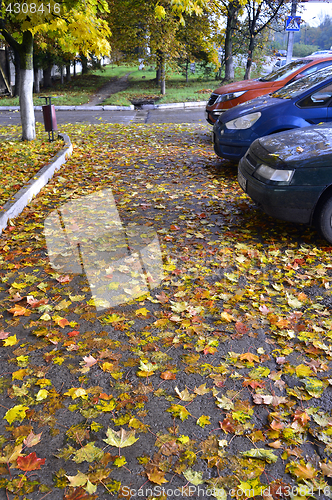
top-left (286, 16), bottom-right (301, 31)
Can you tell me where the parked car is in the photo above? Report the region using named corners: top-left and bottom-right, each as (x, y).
top-left (206, 56), bottom-right (332, 125)
top-left (213, 65), bottom-right (332, 162)
top-left (275, 50), bottom-right (287, 57)
top-left (237, 123), bottom-right (332, 244)
top-left (273, 59), bottom-right (287, 70)
top-left (311, 50), bottom-right (332, 56)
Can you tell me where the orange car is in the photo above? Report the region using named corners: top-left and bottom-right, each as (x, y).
top-left (206, 56), bottom-right (332, 124)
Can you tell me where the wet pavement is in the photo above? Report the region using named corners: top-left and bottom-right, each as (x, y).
top-left (0, 106), bottom-right (206, 128)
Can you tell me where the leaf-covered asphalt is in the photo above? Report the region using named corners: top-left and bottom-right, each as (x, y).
top-left (1, 123), bottom-right (332, 500)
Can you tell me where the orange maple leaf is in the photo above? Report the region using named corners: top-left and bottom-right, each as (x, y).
top-left (147, 467), bottom-right (168, 485)
top-left (17, 452), bottom-right (45, 471)
top-left (160, 371), bottom-right (176, 380)
top-left (8, 304), bottom-right (30, 316)
top-left (54, 317), bottom-right (70, 328)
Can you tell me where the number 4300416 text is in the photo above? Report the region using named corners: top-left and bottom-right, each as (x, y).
top-left (6, 3), bottom-right (61, 14)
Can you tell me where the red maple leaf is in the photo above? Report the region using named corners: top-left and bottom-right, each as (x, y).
top-left (235, 321), bottom-right (248, 334)
top-left (64, 487), bottom-right (97, 500)
top-left (16, 452), bottom-right (45, 471)
top-left (219, 418), bottom-right (235, 433)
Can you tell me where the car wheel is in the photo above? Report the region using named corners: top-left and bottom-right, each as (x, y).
top-left (317, 197), bottom-right (332, 244)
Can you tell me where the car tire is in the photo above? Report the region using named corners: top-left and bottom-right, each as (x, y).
top-left (317, 197), bottom-right (332, 244)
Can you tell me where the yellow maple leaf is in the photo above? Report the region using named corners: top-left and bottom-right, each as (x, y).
top-left (147, 467), bottom-right (168, 485)
top-left (135, 307), bottom-right (150, 317)
top-left (3, 335), bottom-right (18, 346)
top-left (220, 311), bottom-right (235, 322)
top-left (295, 364), bottom-right (313, 378)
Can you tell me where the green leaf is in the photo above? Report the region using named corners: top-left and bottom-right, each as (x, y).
top-left (72, 442), bottom-right (104, 463)
top-left (196, 415), bottom-right (211, 428)
top-left (103, 428), bottom-right (138, 448)
top-left (304, 377), bottom-right (325, 397)
top-left (167, 404), bottom-right (191, 421)
top-left (183, 468), bottom-right (204, 485)
top-left (240, 448), bottom-right (278, 463)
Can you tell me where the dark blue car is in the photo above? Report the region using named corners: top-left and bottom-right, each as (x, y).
top-left (213, 65), bottom-right (332, 162)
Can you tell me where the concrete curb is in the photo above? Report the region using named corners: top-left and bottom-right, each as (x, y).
top-left (0, 102), bottom-right (206, 111)
top-left (0, 132), bottom-right (72, 234)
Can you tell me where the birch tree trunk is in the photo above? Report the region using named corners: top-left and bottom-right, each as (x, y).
top-left (19, 31), bottom-right (35, 141)
top-left (160, 53), bottom-right (166, 95)
top-left (34, 67), bottom-right (40, 93)
top-left (224, 2), bottom-right (240, 81)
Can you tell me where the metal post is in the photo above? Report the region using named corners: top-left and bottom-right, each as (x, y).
top-left (286, 0), bottom-right (297, 64)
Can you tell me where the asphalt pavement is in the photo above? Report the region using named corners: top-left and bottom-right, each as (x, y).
top-left (0, 106), bottom-right (206, 127)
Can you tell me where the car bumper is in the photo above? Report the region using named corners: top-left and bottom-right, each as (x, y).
top-left (213, 128), bottom-right (252, 161)
top-left (238, 158), bottom-right (322, 225)
top-left (206, 109), bottom-right (226, 125)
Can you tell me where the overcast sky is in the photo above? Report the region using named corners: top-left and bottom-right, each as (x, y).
top-left (298, 2), bottom-right (332, 25)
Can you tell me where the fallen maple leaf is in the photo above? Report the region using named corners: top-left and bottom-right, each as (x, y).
top-left (56, 275), bottom-right (72, 283)
top-left (160, 370), bottom-right (176, 380)
top-left (239, 352), bottom-right (259, 363)
top-left (147, 467), bottom-right (168, 485)
top-left (155, 291), bottom-right (169, 303)
top-left (8, 304), bottom-right (30, 316)
top-left (253, 394), bottom-right (287, 406)
top-left (53, 316), bottom-right (70, 328)
top-left (103, 427), bottom-right (139, 448)
top-left (0, 330), bottom-right (10, 340)
top-left (23, 432), bottom-right (42, 448)
top-left (68, 330), bottom-right (80, 337)
top-left (235, 321), bottom-right (249, 334)
top-left (82, 355), bottom-right (97, 367)
top-left (17, 452), bottom-right (45, 471)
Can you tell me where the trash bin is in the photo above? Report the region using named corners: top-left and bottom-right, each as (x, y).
top-left (39, 96), bottom-right (58, 141)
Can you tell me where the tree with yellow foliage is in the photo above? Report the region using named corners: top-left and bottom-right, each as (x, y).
top-left (0, 0), bottom-right (110, 140)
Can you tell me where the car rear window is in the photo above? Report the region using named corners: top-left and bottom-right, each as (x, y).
top-left (259, 59), bottom-right (313, 82)
top-left (271, 66), bottom-right (332, 99)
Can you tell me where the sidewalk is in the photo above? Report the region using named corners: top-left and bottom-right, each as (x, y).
top-left (0, 121), bottom-right (330, 499)
top-left (0, 101), bottom-right (207, 111)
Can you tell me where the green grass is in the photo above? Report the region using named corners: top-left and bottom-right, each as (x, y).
top-left (0, 64), bottom-right (137, 107)
top-left (102, 66), bottom-right (219, 105)
top-left (0, 63), bottom-right (253, 107)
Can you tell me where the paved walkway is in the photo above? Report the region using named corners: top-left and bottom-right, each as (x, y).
top-left (85, 72), bottom-right (132, 106)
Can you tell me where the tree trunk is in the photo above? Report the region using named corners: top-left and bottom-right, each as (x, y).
top-left (155, 49), bottom-right (162, 86)
top-left (81, 54), bottom-right (88, 74)
top-left (160, 54), bottom-right (166, 95)
top-left (73, 59), bottom-right (76, 77)
top-left (224, 1), bottom-right (240, 81)
top-left (34, 67), bottom-right (40, 93)
top-left (5, 47), bottom-right (12, 95)
top-left (43, 66), bottom-right (52, 88)
top-left (19, 31), bottom-right (35, 141)
top-left (13, 48), bottom-right (20, 97)
top-left (185, 57), bottom-right (189, 83)
top-left (66, 64), bottom-right (71, 82)
top-left (224, 14), bottom-right (234, 80)
top-left (244, 36), bottom-right (255, 80)
top-left (60, 65), bottom-right (64, 84)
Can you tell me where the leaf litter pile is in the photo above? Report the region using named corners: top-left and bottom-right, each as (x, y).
top-left (0, 125), bottom-right (63, 207)
top-left (1, 122), bottom-right (332, 499)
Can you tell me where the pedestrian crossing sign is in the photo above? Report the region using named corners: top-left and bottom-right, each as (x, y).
top-left (286, 16), bottom-right (301, 31)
